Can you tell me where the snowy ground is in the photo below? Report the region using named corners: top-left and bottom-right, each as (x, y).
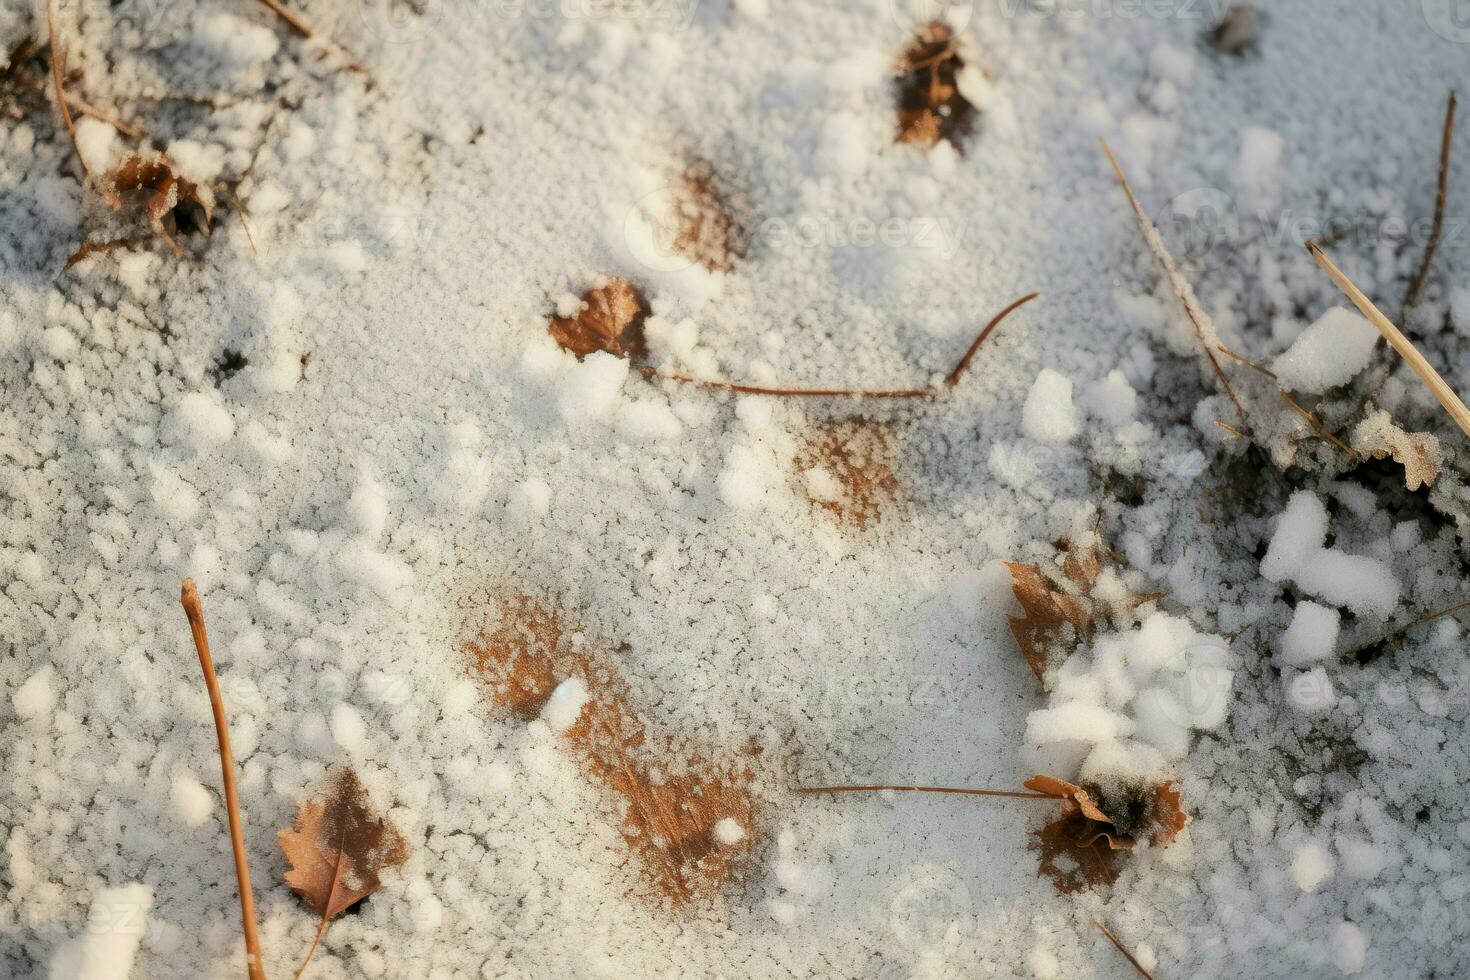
top-left (5, 0), bottom-right (1470, 976)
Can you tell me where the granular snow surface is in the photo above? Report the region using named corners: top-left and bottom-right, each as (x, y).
top-left (5, 0), bottom-right (1470, 976)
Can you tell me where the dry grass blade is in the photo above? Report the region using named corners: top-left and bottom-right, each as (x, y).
top-left (229, 187), bottom-right (258, 257)
top-left (180, 580), bottom-right (267, 980)
top-left (1214, 420), bottom-right (1245, 439)
top-left (1403, 597), bottom-right (1470, 632)
top-left (642, 370), bottom-right (932, 399)
top-left (1216, 343), bottom-right (1277, 380)
top-left (1404, 90), bottom-right (1457, 314)
top-left (795, 784), bottom-right (1057, 800)
top-left (253, 0), bottom-right (314, 37)
top-left (1094, 919), bottom-right (1155, 979)
top-left (1308, 241), bottom-right (1470, 440)
top-left (1101, 139), bottom-right (1251, 434)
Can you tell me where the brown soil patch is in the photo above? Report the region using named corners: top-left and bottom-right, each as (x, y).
top-left (464, 595), bottom-right (759, 907)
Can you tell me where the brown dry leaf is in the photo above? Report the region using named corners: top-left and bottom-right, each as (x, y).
top-left (548, 279), bottom-right (650, 361)
top-left (1006, 540), bottom-right (1163, 683)
top-left (1023, 775), bottom-right (1187, 893)
top-left (1024, 775), bottom-right (1132, 894)
top-left (1004, 541), bottom-right (1099, 683)
top-left (464, 595), bottom-right (759, 907)
top-left (1146, 780), bottom-right (1188, 845)
top-left (279, 768), bottom-right (409, 975)
top-left (98, 154), bottom-right (215, 256)
top-left (895, 22), bottom-right (979, 149)
top-left (1350, 408), bottom-right (1443, 491)
top-left (794, 420), bottom-right (900, 530)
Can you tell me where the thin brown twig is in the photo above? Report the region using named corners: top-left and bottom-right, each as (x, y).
top-left (1404, 90), bottom-right (1457, 315)
top-left (643, 371), bottom-right (931, 399)
top-left (795, 784), bottom-right (1057, 800)
top-left (45, 0), bottom-right (83, 173)
top-left (253, 0), bottom-right (314, 37)
top-left (67, 95), bottom-right (144, 139)
top-left (944, 291), bottom-right (1040, 387)
top-left (1216, 343), bottom-right (1277, 380)
top-left (229, 187), bottom-right (258, 257)
top-left (1093, 920), bottom-right (1155, 979)
top-left (1213, 420), bottom-right (1245, 439)
top-left (1402, 597), bottom-right (1470, 632)
top-left (1278, 390), bottom-right (1362, 462)
top-left (1309, 242), bottom-right (1470, 439)
top-left (181, 580), bottom-right (268, 980)
top-left (1101, 139), bottom-right (1252, 435)
top-left (645, 291), bottom-right (1038, 399)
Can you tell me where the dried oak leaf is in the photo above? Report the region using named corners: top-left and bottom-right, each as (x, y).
top-left (279, 768), bottom-right (409, 972)
top-left (548, 279), bottom-right (650, 360)
top-left (1005, 540), bottom-right (1163, 684)
top-left (1004, 546), bottom-right (1096, 683)
top-left (1023, 775), bottom-right (1188, 893)
top-left (895, 22), bottom-right (979, 149)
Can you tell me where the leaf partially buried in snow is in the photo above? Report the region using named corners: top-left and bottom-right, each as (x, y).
top-left (1004, 540), bottom-right (1102, 683)
top-left (101, 154), bottom-right (215, 256)
top-left (1023, 775), bottom-right (1188, 893)
top-left (1005, 540), bottom-right (1163, 684)
top-left (547, 279), bottom-right (650, 360)
top-left (279, 768), bottom-right (409, 975)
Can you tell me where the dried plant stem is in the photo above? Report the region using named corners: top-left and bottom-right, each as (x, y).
top-left (181, 580), bottom-right (268, 980)
top-left (1308, 242), bottom-right (1470, 440)
top-left (796, 784), bottom-right (1056, 800)
top-left (1278, 390), bottom-right (1362, 461)
top-left (646, 291), bottom-right (1038, 398)
top-left (295, 826), bottom-right (346, 979)
top-left (253, 0), bottom-right (314, 37)
top-left (1101, 139), bottom-right (1251, 434)
top-left (1213, 420), bottom-right (1245, 439)
top-left (1093, 919), bottom-right (1155, 979)
top-left (1404, 91), bottom-right (1457, 315)
top-left (229, 187), bottom-right (259, 257)
top-left (45, 0), bottom-right (83, 173)
top-left (944, 291), bottom-right (1040, 388)
top-left (1403, 597), bottom-right (1470, 632)
top-left (1216, 343), bottom-right (1277, 380)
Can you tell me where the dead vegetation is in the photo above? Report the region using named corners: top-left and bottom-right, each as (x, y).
top-left (895, 22), bottom-right (981, 150)
top-left (1005, 539), bottom-right (1163, 684)
top-left (280, 768), bottom-right (410, 977)
top-left (181, 581), bottom-right (414, 979)
top-left (463, 595), bottom-right (760, 907)
top-left (547, 279), bottom-right (651, 361)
